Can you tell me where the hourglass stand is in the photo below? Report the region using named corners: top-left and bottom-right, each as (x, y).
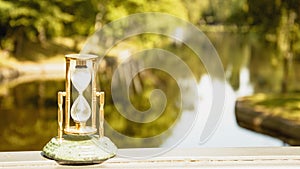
top-left (42, 54), bottom-right (117, 164)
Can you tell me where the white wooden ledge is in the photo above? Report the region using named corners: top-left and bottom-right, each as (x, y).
top-left (1, 147), bottom-right (300, 168)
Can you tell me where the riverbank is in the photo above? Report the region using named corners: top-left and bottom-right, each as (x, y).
top-left (0, 55), bottom-right (65, 83)
top-left (0, 62), bottom-right (65, 97)
top-left (235, 93), bottom-right (300, 145)
top-left (0, 50), bottom-right (66, 96)
top-left (0, 37), bottom-right (81, 83)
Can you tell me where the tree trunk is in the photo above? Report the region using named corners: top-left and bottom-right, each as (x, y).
top-left (279, 10), bottom-right (296, 93)
top-left (281, 54), bottom-right (289, 93)
top-left (14, 28), bottom-right (24, 58)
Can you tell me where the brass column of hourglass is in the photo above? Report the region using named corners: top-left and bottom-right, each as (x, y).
top-left (42, 54), bottom-right (117, 164)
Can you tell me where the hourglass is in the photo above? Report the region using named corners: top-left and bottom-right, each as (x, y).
top-left (42, 54), bottom-right (117, 164)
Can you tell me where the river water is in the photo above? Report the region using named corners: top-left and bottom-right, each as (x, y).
top-left (162, 74), bottom-right (282, 148)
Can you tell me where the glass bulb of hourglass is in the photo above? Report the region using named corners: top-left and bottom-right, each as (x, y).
top-left (71, 65), bottom-right (92, 122)
top-left (71, 95), bottom-right (91, 122)
top-left (71, 67), bottom-right (91, 93)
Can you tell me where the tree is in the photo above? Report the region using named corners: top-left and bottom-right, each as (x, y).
top-left (0, 0), bottom-right (101, 58)
top-left (226, 0), bottom-right (300, 92)
top-left (100, 0), bottom-right (188, 23)
top-left (0, 0), bottom-right (74, 56)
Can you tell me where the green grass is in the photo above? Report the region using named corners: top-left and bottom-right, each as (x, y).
top-left (240, 93), bottom-right (300, 121)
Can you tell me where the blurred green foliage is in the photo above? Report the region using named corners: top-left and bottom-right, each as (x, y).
top-left (0, 0), bottom-right (99, 57)
top-left (1, 0), bottom-right (300, 59)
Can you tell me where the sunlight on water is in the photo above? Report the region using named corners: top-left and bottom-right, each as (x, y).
top-left (162, 73), bottom-right (282, 148)
top-left (236, 67), bottom-right (253, 97)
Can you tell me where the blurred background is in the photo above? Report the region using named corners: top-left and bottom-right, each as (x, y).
top-left (0, 0), bottom-right (300, 151)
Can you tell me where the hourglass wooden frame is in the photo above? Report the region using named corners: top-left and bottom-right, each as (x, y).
top-left (57, 54), bottom-right (104, 139)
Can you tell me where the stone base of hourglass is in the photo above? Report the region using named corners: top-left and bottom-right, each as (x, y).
top-left (42, 135), bottom-right (117, 164)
